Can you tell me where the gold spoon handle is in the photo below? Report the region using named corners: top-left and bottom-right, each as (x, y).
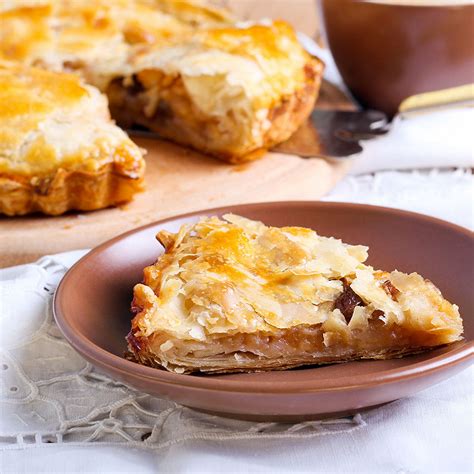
top-left (398, 84), bottom-right (474, 118)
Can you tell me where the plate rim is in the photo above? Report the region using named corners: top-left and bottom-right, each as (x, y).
top-left (53, 201), bottom-right (474, 394)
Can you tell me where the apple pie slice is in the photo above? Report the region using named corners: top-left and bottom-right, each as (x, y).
top-left (106, 21), bottom-right (323, 162)
top-left (127, 215), bottom-right (463, 374)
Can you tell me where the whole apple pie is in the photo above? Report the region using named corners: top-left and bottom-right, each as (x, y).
top-left (127, 215), bottom-right (463, 374)
top-left (1, 0), bottom-right (323, 163)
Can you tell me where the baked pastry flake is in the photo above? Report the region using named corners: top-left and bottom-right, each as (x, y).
top-left (0, 62), bottom-right (145, 216)
top-left (127, 215), bottom-right (464, 374)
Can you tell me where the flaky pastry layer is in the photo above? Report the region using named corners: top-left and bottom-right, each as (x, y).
top-left (127, 215), bottom-right (464, 374)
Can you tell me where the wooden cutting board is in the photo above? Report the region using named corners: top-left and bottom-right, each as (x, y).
top-left (0, 81), bottom-right (354, 267)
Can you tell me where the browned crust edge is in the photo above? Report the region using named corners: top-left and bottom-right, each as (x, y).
top-left (0, 161), bottom-right (145, 216)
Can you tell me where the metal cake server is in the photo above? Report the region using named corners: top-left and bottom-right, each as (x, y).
top-left (271, 108), bottom-right (389, 159)
top-left (273, 84), bottom-right (474, 160)
top-left (127, 108), bottom-right (389, 160)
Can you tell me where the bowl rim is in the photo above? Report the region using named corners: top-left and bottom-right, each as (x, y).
top-left (53, 201), bottom-right (474, 394)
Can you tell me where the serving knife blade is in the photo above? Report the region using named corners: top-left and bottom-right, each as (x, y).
top-left (127, 109), bottom-right (389, 161)
top-left (271, 109), bottom-right (389, 159)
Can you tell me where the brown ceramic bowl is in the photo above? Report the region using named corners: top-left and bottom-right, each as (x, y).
top-left (54, 202), bottom-right (473, 421)
top-left (318, 0), bottom-right (474, 117)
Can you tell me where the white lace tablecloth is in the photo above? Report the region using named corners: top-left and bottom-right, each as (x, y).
top-left (1, 167), bottom-right (473, 473)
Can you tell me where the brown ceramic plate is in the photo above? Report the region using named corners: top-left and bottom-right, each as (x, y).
top-left (53, 202), bottom-right (474, 421)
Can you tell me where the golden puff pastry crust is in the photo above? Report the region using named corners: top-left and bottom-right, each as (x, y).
top-left (127, 214), bottom-right (463, 374)
top-left (1, 1), bottom-right (323, 162)
top-left (0, 62), bottom-right (145, 216)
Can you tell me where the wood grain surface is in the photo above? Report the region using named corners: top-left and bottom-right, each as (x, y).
top-left (0, 143), bottom-right (351, 267)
